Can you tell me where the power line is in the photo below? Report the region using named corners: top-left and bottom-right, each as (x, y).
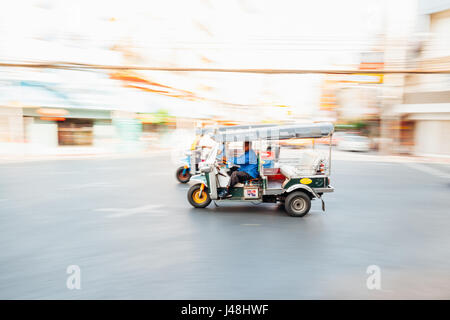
top-left (0, 62), bottom-right (449, 74)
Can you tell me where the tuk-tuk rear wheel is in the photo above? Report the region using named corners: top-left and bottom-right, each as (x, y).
top-left (176, 166), bottom-right (191, 183)
top-left (187, 184), bottom-right (211, 208)
top-left (284, 191), bottom-right (311, 217)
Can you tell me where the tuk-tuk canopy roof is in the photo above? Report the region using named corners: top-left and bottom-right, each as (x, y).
top-left (214, 122), bottom-right (334, 142)
top-left (197, 123), bottom-right (278, 136)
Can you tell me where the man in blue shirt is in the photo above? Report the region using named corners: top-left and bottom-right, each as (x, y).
top-left (220, 141), bottom-right (259, 198)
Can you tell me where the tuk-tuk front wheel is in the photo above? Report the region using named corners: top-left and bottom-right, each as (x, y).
top-left (284, 191), bottom-right (311, 217)
top-left (176, 166), bottom-right (191, 183)
top-left (187, 184), bottom-right (211, 208)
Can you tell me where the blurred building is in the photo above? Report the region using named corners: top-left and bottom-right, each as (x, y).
top-left (391, 0), bottom-right (450, 157)
top-left (318, 49), bottom-right (384, 140)
top-left (2, 0), bottom-right (437, 156)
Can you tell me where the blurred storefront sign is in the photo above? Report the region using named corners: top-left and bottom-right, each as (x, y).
top-left (25, 107), bottom-right (111, 119)
top-left (319, 79), bottom-right (339, 112)
top-left (359, 51), bottom-right (384, 70)
top-left (136, 110), bottom-right (170, 124)
top-left (345, 74), bottom-right (384, 84)
top-left (40, 117), bottom-right (66, 121)
top-left (137, 114), bottom-right (156, 124)
top-left (36, 108), bottom-right (69, 117)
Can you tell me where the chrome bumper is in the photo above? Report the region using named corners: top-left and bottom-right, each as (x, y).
top-left (313, 186), bottom-right (334, 193)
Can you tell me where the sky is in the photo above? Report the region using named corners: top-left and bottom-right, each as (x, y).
top-left (0, 0), bottom-right (419, 66)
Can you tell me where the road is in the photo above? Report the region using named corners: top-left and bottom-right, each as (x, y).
top-left (1, 153), bottom-right (449, 299)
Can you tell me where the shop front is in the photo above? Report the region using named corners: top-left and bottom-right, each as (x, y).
top-left (22, 107), bottom-right (113, 150)
top-left (57, 118), bottom-right (94, 146)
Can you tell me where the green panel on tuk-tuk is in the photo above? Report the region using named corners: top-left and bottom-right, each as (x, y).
top-left (230, 187), bottom-right (244, 198)
top-left (284, 177), bottom-right (326, 189)
top-left (216, 187), bottom-right (244, 199)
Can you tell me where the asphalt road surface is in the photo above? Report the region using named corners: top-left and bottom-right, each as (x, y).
top-left (1, 153), bottom-right (449, 299)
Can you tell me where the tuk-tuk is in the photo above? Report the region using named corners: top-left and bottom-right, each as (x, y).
top-left (186, 123), bottom-right (335, 217)
top-left (176, 123), bottom-right (279, 183)
top-left (175, 133), bottom-right (203, 183)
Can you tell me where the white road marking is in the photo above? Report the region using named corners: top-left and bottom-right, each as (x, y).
top-left (94, 208), bottom-right (120, 212)
top-left (405, 163), bottom-right (450, 179)
top-left (94, 204), bottom-right (166, 218)
top-left (241, 224), bottom-right (261, 226)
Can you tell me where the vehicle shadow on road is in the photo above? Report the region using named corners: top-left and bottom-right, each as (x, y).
top-left (190, 203), bottom-right (292, 218)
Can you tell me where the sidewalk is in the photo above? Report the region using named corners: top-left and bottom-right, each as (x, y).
top-left (0, 142), bottom-right (171, 163)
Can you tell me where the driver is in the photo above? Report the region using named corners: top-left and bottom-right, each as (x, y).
top-left (219, 141), bottom-right (258, 198)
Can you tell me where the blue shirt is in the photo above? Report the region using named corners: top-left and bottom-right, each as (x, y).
top-left (232, 149), bottom-right (259, 178)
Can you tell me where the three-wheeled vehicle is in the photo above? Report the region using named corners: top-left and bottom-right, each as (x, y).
top-left (186, 122), bottom-right (335, 217)
top-left (175, 123), bottom-right (278, 183)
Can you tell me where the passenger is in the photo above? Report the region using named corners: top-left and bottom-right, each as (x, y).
top-left (262, 146), bottom-right (274, 168)
top-left (220, 141), bottom-right (259, 198)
